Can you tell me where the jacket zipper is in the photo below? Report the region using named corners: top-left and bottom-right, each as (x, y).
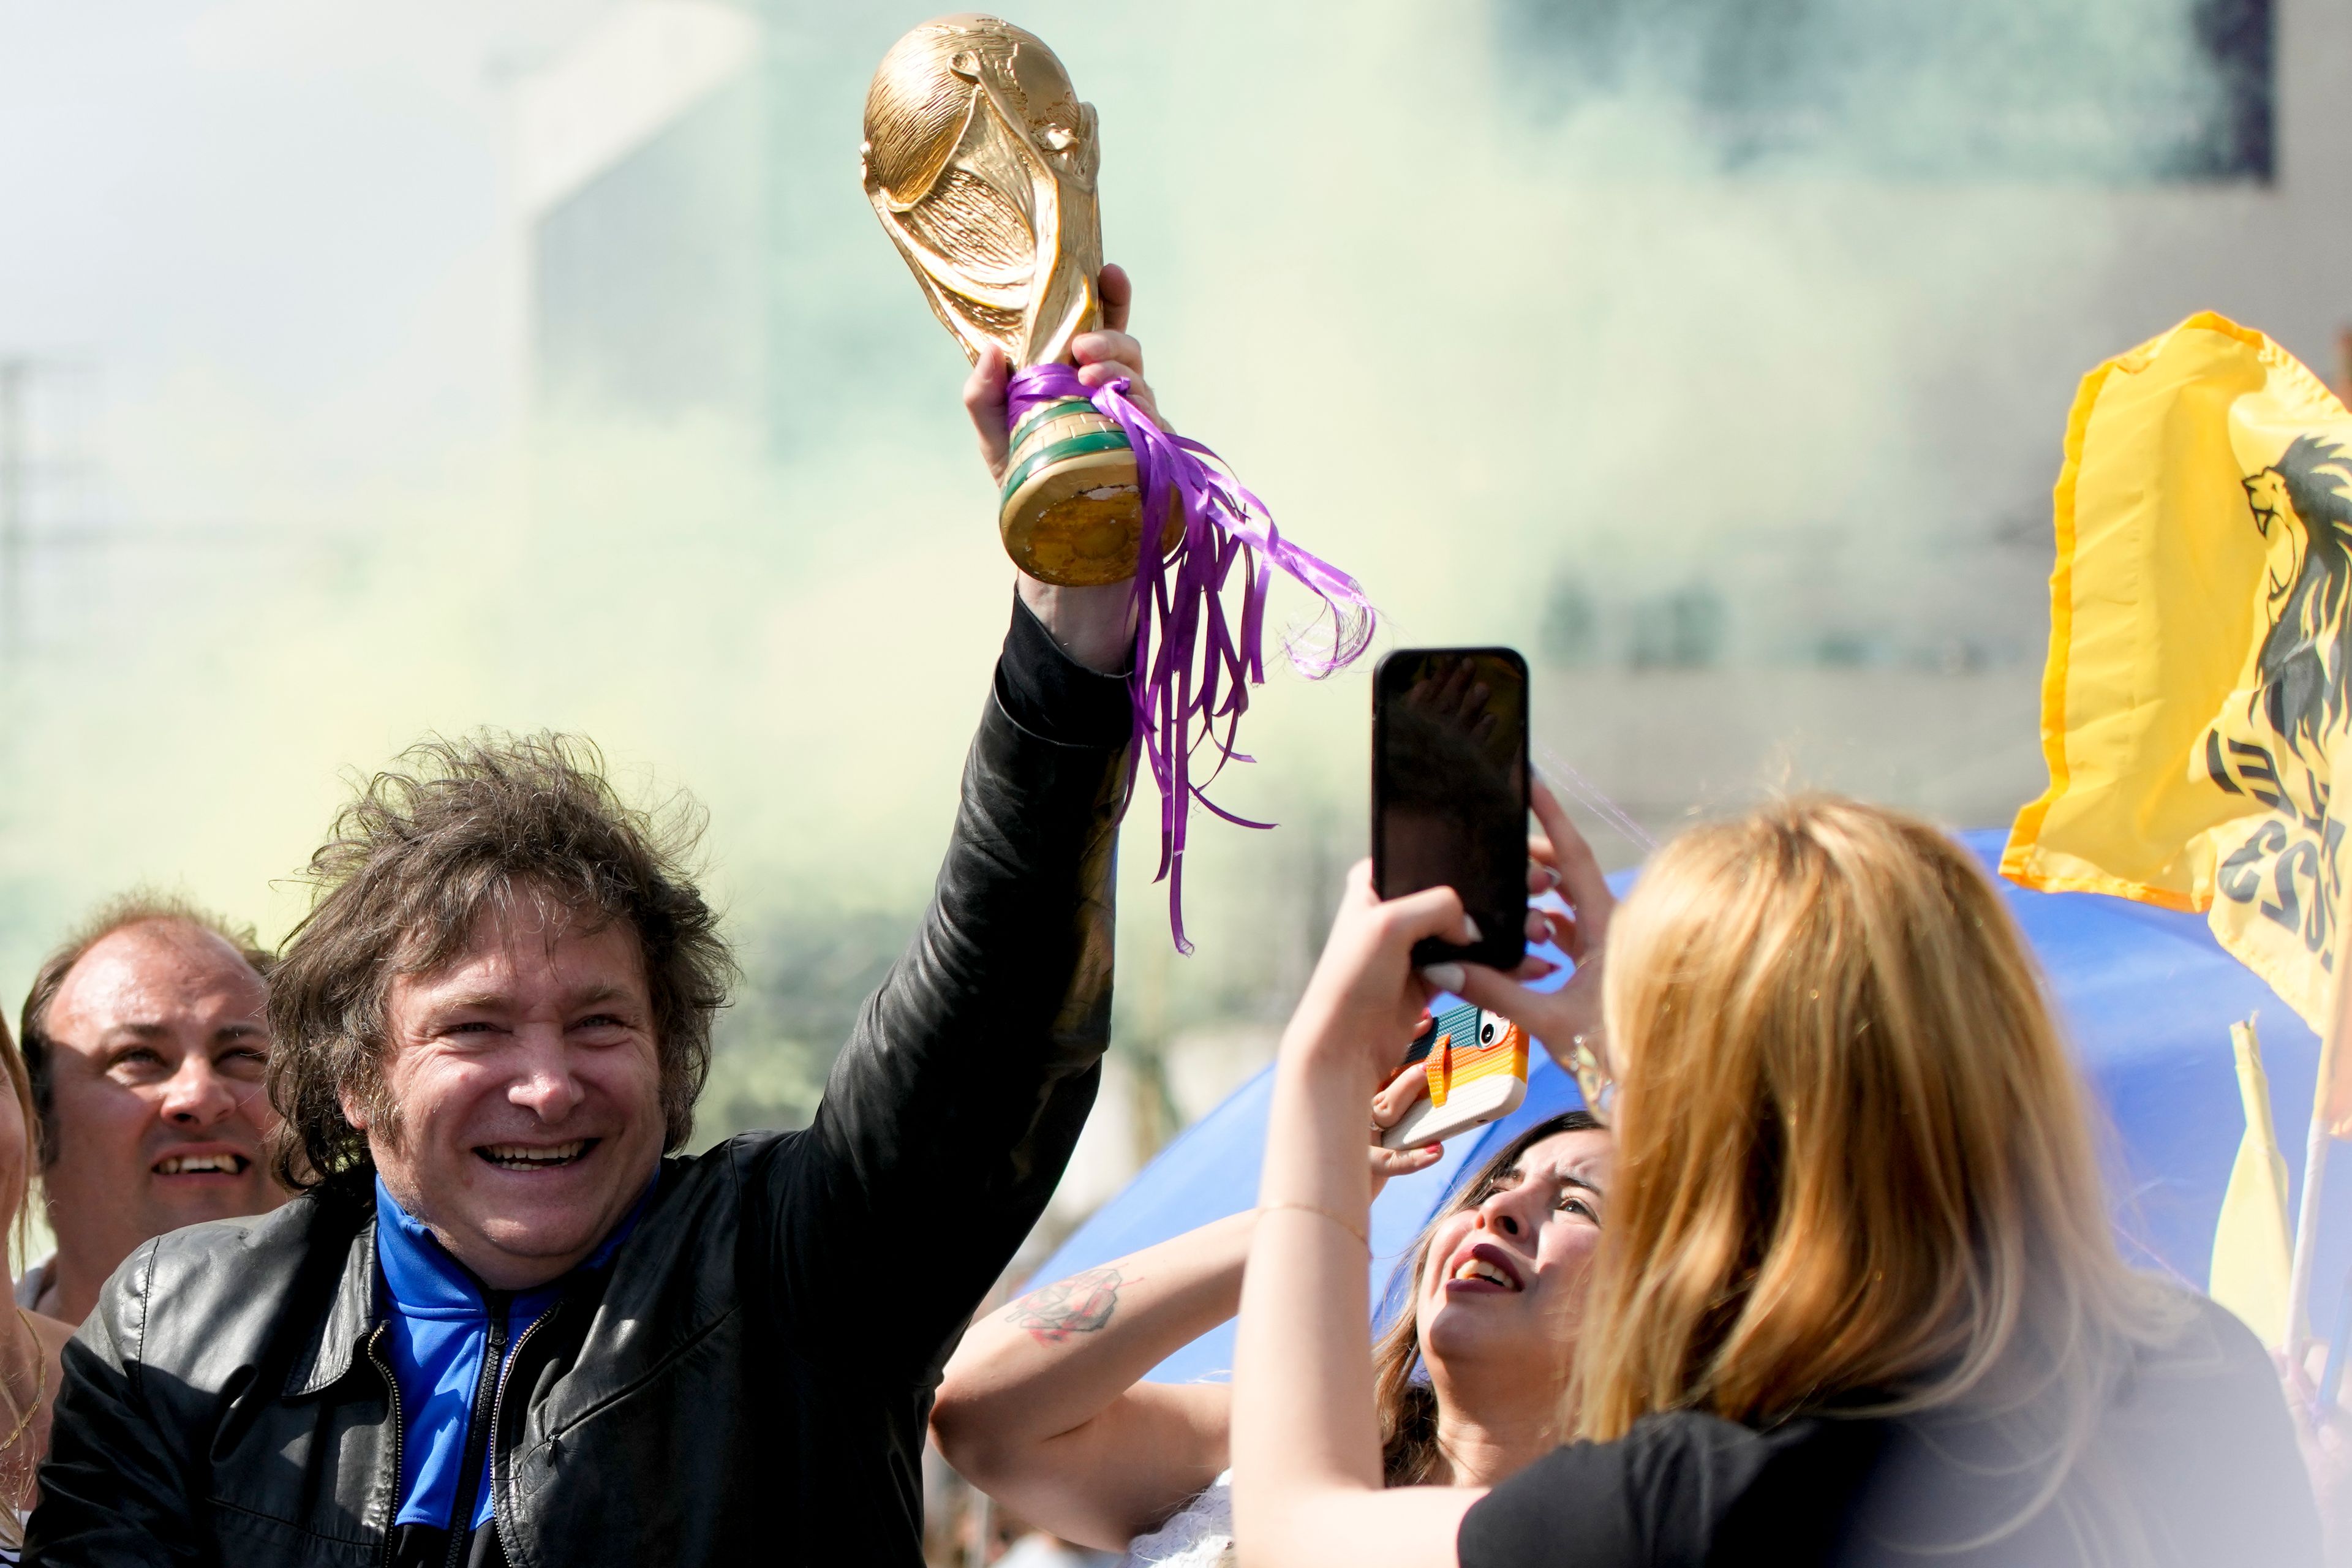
top-left (481, 1299), bottom-right (562, 1555)
top-left (366, 1324), bottom-right (406, 1568)
top-left (442, 1289), bottom-right (512, 1568)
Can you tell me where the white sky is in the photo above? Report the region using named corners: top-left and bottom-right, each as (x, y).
top-left (0, 0), bottom-right (606, 518)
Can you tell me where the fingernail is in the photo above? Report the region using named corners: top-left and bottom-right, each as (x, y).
top-left (1425, 1144), bottom-right (1441, 1154)
top-left (1422, 962), bottom-right (1466, 992)
top-left (1461, 915), bottom-right (1482, 943)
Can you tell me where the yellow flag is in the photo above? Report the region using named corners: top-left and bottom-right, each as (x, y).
top-left (2005, 312), bottom-right (2352, 1129)
top-left (2210, 1018), bottom-right (2293, 1347)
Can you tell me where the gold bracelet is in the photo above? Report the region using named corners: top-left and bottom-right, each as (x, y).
top-left (1257, 1200), bottom-right (1370, 1248)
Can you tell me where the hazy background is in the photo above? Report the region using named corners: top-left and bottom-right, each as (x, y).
top-left (0, 0), bottom-right (2342, 1226)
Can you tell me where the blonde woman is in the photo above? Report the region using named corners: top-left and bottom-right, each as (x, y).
top-left (0, 1016), bottom-right (72, 1562)
top-left (1233, 796), bottom-right (2320, 1567)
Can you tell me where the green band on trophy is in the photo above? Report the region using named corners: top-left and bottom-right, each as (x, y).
top-left (1000, 431), bottom-right (1134, 508)
top-left (1006, 396), bottom-right (1101, 454)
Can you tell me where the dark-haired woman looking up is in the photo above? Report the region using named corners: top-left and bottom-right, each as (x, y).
top-left (933, 1094), bottom-right (1608, 1566)
top-left (1233, 794), bottom-right (2321, 1567)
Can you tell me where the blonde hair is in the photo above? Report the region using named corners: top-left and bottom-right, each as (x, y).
top-left (0, 1013), bottom-right (35, 1278)
top-left (1575, 797), bottom-right (2182, 1548)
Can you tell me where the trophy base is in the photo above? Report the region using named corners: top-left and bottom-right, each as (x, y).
top-left (998, 396), bottom-right (1182, 586)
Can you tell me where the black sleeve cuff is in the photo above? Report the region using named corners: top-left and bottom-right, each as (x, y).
top-left (994, 593), bottom-right (1135, 750)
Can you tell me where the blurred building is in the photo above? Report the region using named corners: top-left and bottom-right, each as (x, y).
top-left (516, 2), bottom-right (765, 422)
top-left (1502, 0), bottom-right (2275, 182)
top-left (513, 1), bottom-right (936, 451)
top-left (1498, 0), bottom-right (2352, 852)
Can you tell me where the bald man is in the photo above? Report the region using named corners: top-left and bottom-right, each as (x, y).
top-left (16, 895), bottom-right (285, 1324)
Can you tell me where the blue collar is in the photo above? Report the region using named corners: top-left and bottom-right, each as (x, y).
top-left (374, 1169), bottom-right (658, 1316)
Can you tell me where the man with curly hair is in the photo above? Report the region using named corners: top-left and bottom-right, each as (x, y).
top-left (29, 274), bottom-right (1160, 1567)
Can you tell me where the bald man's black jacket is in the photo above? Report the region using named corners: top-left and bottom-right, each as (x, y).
top-left (26, 601), bottom-right (1133, 1567)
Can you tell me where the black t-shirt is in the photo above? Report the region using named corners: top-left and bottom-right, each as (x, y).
top-left (1458, 1294), bottom-right (2320, 1567)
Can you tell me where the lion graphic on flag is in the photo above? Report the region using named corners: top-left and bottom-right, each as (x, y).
top-left (2245, 434), bottom-right (2352, 760)
top-left (2007, 313), bottom-right (2352, 1043)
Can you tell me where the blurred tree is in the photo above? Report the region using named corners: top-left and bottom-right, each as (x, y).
top-left (690, 903), bottom-right (914, 1147)
top-left (1539, 573), bottom-right (1600, 668)
top-left (1630, 584), bottom-right (1725, 670)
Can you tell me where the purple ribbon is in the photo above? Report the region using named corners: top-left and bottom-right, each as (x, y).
top-left (1007, 361), bottom-right (1376, 952)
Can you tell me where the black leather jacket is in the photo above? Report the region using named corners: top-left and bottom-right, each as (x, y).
top-left (28, 612), bottom-right (1132, 1567)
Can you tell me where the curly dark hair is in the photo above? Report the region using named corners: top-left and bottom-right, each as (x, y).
top-left (266, 732), bottom-right (737, 1191)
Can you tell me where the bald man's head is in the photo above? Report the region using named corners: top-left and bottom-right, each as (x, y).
top-left (19, 895), bottom-right (284, 1322)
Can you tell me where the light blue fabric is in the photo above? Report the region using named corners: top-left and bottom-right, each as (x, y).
top-left (1032, 830), bottom-right (2352, 1384)
top-left (376, 1174), bottom-right (654, 1531)
top-left (375, 1182), bottom-right (565, 1531)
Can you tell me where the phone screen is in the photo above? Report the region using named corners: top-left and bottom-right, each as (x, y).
top-left (1373, 647), bottom-right (1530, 970)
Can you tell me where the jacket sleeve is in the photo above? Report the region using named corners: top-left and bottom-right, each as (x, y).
top-left (752, 597), bottom-right (1131, 1382)
top-left (27, 1243), bottom-right (201, 1566)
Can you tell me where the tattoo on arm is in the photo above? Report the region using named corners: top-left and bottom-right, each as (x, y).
top-left (1003, 1266), bottom-right (1123, 1344)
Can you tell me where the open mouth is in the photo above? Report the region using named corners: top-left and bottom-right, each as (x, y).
top-left (475, 1139), bottom-right (597, 1172)
top-left (153, 1152), bottom-right (250, 1177)
top-left (1446, 1243), bottom-right (1525, 1294)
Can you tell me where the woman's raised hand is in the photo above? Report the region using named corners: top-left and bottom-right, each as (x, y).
top-left (1438, 775), bottom-right (1619, 1092)
top-left (1280, 775), bottom-right (1619, 1119)
top-left (1278, 862), bottom-right (1476, 1086)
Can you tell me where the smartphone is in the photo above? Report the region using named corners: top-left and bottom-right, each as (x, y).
top-left (1372, 647), bottom-right (1530, 970)
top-left (1379, 1001), bottom-right (1530, 1150)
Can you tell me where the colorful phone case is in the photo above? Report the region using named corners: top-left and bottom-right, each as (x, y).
top-left (1380, 1001), bottom-right (1529, 1150)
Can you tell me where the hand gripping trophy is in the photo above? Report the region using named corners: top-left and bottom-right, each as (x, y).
top-left (862, 15), bottom-right (1375, 947)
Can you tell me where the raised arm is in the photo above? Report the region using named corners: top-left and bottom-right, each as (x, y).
top-left (932, 1214), bottom-right (1250, 1551)
top-left (1232, 865), bottom-right (1489, 1568)
top-left (933, 1085), bottom-right (1440, 1552)
top-left (751, 273), bottom-right (1170, 1375)
top-left (764, 592), bottom-right (1129, 1369)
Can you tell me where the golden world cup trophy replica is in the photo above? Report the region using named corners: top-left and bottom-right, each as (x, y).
top-left (862, 15), bottom-right (1376, 948)
top-left (860, 14), bottom-right (1170, 585)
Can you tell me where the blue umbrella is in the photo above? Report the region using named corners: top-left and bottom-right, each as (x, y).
top-left (1031, 829), bottom-right (2352, 1383)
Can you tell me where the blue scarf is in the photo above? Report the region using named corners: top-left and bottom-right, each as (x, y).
top-left (374, 1175), bottom-right (652, 1531)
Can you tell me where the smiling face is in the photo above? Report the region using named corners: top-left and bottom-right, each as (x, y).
top-left (40, 920), bottom-right (281, 1291)
top-left (357, 900), bottom-right (665, 1291)
top-left (1415, 1128), bottom-right (1613, 1379)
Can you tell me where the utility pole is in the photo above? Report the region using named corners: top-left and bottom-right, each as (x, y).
top-left (0, 357), bottom-right (100, 673)
top-left (0, 360), bottom-right (23, 671)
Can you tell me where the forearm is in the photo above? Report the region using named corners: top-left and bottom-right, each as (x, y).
top-left (937, 1210), bottom-right (1253, 1460)
top-left (1235, 1046), bottom-right (1382, 1491)
top-left (1016, 573), bottom-right (1136, 674)
top-left (1232, 1044), bottom-right (1474, 1568)
top-left (788, 599), bottom-right (1131, 1363)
